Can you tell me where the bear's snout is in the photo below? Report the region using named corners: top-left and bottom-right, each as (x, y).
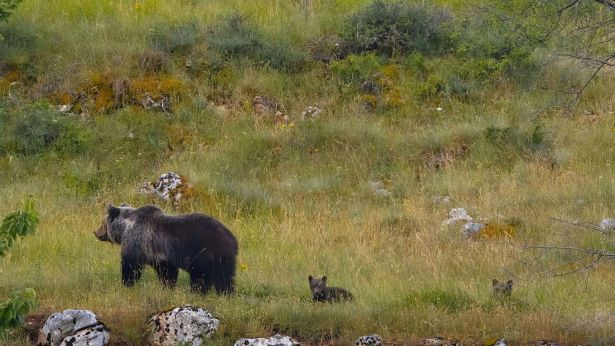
top-left (94, 230), bottom-right (110, 241)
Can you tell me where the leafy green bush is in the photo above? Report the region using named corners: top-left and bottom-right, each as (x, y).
top-left (0, 199), bottom-right (38, 257)
top-left (341, 0), bottom-right (452, 57)
top-left (0, 288), bottom-right (37, 331)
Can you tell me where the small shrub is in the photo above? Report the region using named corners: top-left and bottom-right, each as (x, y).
top-left (62, 170), bottom-right (101, 197)
top-left (331, 53), bottom-right (382, 86)
top-left (53, 120), bottom-right (93, 155)
top-left (341, 0), bottom-right (452, 57)
top-left (208, 15), bottom-right (264, 58)
top-left (483, 124), bottom-right (552, 164)
top-left (0, 0), bottom-right (22, 22)
top-left (0, 288), bottom-right (36, 331)
top-left (13, 106), bottom-right (61, 155)
top-left (0, 199), bottom-right (38, 257)
top-left (0, 22), bottom-right (39, 75)
top-left (208, 15), bottom-right (309, 72)
top-left (260, 42), bottom-right (309, 72)
top-left (149, 21), bottom-right (202, 54)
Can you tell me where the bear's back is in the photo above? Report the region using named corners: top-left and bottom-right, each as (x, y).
top-left (156, 213), bottom-right (238, 257)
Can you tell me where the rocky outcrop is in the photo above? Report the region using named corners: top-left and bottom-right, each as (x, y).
top-left (355, 334), bottom-right (382, 346)
top-left (139, 172), bottom-right (192, 203)
top-left (36, 309), bottom-right (108, 346)
top-left (147, 306), bottom-right (219, 346)
top-left (233, 334), bottom-right (300, 346)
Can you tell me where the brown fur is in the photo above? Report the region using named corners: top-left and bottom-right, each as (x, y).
top-left (308, 275), bottom-right (354, 302)
top-left (492, 279), bottom-right (513, 298)
top-left (94, 204), bottom-right (238, 294)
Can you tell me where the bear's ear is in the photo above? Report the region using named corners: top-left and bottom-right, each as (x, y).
top-left (507, 280), bottom-right (513, 285)
top-left (492, 279), bottom-right (499, 286)
top-left (322, 276), bottom-right (327, 283)
top-left (308, 275), bottom-right (313, 282)
top-left (107, 204), bottom-right (120, 218)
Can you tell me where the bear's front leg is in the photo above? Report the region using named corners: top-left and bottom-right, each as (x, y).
top-left (121, 258), bottom-right (144, 287)
top-left (154, 262), bottom-right (179, 288)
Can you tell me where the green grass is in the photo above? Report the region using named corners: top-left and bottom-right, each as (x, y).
top-left (1, 0), bottom-right (615, 345)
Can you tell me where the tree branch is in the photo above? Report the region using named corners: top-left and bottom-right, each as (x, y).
top-left (593, 0), bottom-right (615, 10)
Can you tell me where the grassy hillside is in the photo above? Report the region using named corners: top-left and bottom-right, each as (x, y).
top-left (0, 0), bottom-right (614, 345)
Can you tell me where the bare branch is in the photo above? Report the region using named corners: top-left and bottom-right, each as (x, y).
top-left (593, 0), bottom-right (615, 10)
top-left (550, 216), bottom-right (608, 234)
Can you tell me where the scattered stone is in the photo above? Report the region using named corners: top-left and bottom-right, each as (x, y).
top-left (442, 208), bottom-right (473, 226)
top-left (462, 222), bottom-right (485, 238)
top-left (599, 218), bottom-right (615, 232)
top-left (233, 334), bottom-right (300, 346)
top-left (59, 324), bottom-right (110, 346)
top-left (147, 306), bottom-right (219, 346)
top-left (139, 172), bottom-right (192, 204)
top-left (301, 105), bottom-right (322, 120)
top-left (432, 195), bottom-right (451, 205)
top-left (36, 309), bottom-right (107, 346)
top-left (494, 339), bottom-right (508, 346)
top-left (421, 336), bottom-right (460, 346)
top-left (369, 181), bottom-right (390, 197)
top-left (140, 95), bottom-right (171, 112)
top-left (57, 104), bottom-right (72, 113)
top-left (355, 334), bottom-right (382, 346)
top-left (535, 340), bottom-right (559, 346)
top-left (253, 95), bottom-right (285, 117)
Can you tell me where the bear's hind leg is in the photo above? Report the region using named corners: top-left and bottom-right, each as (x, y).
top-left (154, 262), bottom-right (179, 288)
top-left (213, 257), bottom-right (236, 295)
top-left (189, 267), bottom-right (212, 294)
top-left (121, 258), bottom-right (144, 287)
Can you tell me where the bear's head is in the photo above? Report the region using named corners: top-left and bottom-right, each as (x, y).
top-left (308, 275), bottom-right (327, 299)
top-left (492, 278), bottom-right (513, 297)
top-left (94, 203), bottom-right (135, 244)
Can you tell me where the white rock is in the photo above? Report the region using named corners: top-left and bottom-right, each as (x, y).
top-left (495, 339), bottom-right (508, 346)
top-left (147, 306), bottom-right (219, 346)
top-left (599, 218), bottom-right (615, 232)
top-left (462, 222), bottom-right (485, 238)
top-left (421, 336), bottom-right (460, 346)
top-left (442, 208), bottom-right (473, 225)
top-left (432, 195), bottom-right (451, 204)
top-left (139, 172), bottom-right (190, 203)
top-left (59, 324), bottom-right (109, 346)
top-left (57, 105), bottom-right (72, 113)
top-left (355, 334), bottom-right (382, 346)
top-left (233, 334), bottom-right (300, 346)
top-left (38, 310), bottom-right (100, 346)
top-left (301, 105), bottom-right (322, 120)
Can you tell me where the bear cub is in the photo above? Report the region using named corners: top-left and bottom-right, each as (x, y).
top-left (95, 203), bottom-right (238, 295)
top-left (492, 279), bottom-right (513, 298)
top-left (308, 275), bottom-right (354, 302)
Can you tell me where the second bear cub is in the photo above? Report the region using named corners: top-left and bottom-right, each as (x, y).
top-left (308, 275), bottom-right (354, 302)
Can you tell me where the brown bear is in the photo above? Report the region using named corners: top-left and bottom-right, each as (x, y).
top-left (308, 275), bottom-right (354, 302)
top-left (94, 204), bottom-right (238, 294)
top-left (492, 279), bottom-right (513, 298)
